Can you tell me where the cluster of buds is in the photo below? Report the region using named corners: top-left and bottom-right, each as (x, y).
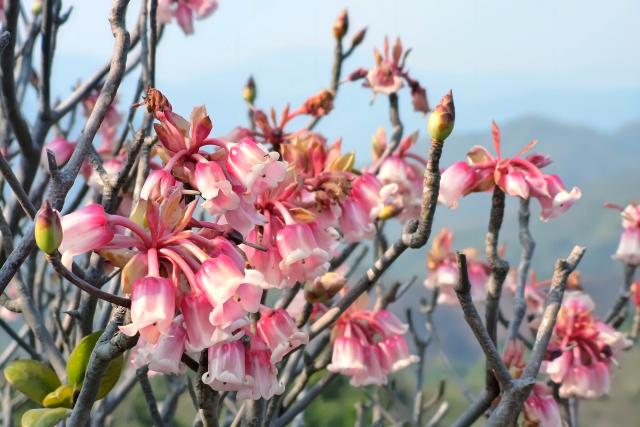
top-left (439, 121), bottom-right (581, 220)
top-left (157, 0), bottom-right (219, 35)
top-left (542, 292), bottom-right (629, 399)
top-left (607, 202), bottom-right (640, 265)
top-left (423, 229), bottom-right (489, 305)
top-left (350, 36), bottom-right (429, 113)
top-left (327, 297), bottom-right (418, 386)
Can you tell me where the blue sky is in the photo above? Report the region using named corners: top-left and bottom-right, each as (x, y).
top-left (54, 0), bottom-right (640, 136)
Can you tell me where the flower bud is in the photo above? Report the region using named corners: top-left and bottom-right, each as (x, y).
top-left (301, 89), bottom-right (335, 117)
top-left (243, 76), bottom-right (256, 105)
top-left (350, 27), bottom-right (367, 48)
top-left (333, 9), bottom-right (349, 40)
top-left (347, 68), bottom-right (368, 82)
top-left (34, 201), bottom-right (63, 255)
top-left (305, 272), bottom-right (346, 303)
top-left (31, 0), bottom-right (43, 15)
top-left (427, 90), bottom-right (455, 142)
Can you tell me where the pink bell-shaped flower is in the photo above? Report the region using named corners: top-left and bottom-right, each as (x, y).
top-left (378, 335), bottom-right (418, 373)
top-left (147, 316), bottom-right (187, 374)
top-left (59, 204), bottom-right (115, 256)
top-left (119, 276), bottom-right (176, 344)
top-left (238, 334), bottom-right (284, 400)
top-left (202, 340), bottom-right (248, 391)
top-left (140, 169), bottom-right (177, 201)
top-left (327, 335), bottom-right (366, 376)
top-left (276, 223), bottom-right (330, 283)
top-left (195, 161), bottom-right (240, 215)
top-left (226, 139), bottom-right (286, 196)
top-left (181, 292), bottom-right (217, 352)
top-left (196, 253), bottom-right (267, 307)
top-left (438, 161), bottom-right (477, 209)
top-left (257, 308), bottom-right (308, 363)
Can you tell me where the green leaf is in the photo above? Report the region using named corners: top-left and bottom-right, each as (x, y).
top-left (96, 351), bottom-right (123, 400)
top-left (3, 360), bottom-right (61, 405)
top-left (42, 384), bottom-right (74, 409)
top-left (66, 331), bottom-right (124, 401)
top-left (21, 408), bottom-right (71, 427)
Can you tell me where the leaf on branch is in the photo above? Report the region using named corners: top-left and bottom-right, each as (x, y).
top-left (21, 408), bottom-right (71, 427)
top-left (66, 331), bottom-right (124, 400)
top-left (3, 360), bottom-right (61, 405)
top-left (42, 384), bottom-right (74, 409)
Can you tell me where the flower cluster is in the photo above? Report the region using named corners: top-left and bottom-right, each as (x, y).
top-left (39, 87), bottom-right (428, 398)
top-left (157, 0), bottom-right (218, 35)
top-left (369, 129), bottom-right (426, 222)
top-left (327, 297), bottom-right (418, 386)
top-left (423, 228), bottom-right (489, 304)
top-left (350, 37), bottom-right (429, 113)
top-left (542, 292), bottom-right (629, 399)
top-left (439, 121), bottom-right (581, 220)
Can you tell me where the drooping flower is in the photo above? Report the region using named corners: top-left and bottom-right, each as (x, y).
top-left (59, 204), bottom-right (115, 256)
top-left (608, 202), bottom-right (640, 265)
top-left (424, 229), bottom-right (489, 304)
top-left (328, 297), bottom-right (417, 386)
top-left (202, 340), bottom-right (248, 391)
top-left (120, 276), bottom-right (176, 344)
top-left (226, 138), bottom-right (287, 196)
top-left (439, 122), bottom-right (581, 220)
top-left (257, 308), bottom-right (308, 363)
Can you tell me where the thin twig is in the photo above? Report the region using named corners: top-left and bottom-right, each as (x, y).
top-left (136, 364), bottom-right (166, 427)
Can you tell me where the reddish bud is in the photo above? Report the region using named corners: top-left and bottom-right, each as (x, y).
top-left (333, 9), bottom-right (349, 40)
top-left (347, 68), bottom-right (368, 82)
top-left (350, 27), bottom-right (367, 48)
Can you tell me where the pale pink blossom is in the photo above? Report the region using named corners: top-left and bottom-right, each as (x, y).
top-left (238, 334), bottom-right (285, 400)
top-left (522, 383), bottom-right (564, 427)
top-left (140, 168), bottom-right (177, 201)
top-left (195, 161), bottom-right (240, 215)
top-left (276, 222), bottom-right (330, 283)
top-left (202, 340), bottom-right (247, 391)
top-left (226, 139), bottom-right (287, 196)
top-left (119, 276), bottom-right (176, 344)
top-left (542, 292), bottom-right (628, 399)
top-left (257, 308), bottom-right (308, 363)
top-left (41, 136), bottom-right (76, 167)
top-left (147, 316), bottom-right (187, 374)
top-left (59, 204), bottom-right (115, 256)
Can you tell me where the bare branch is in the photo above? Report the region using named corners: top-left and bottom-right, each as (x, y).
top-left (506, 197), bottom-right (535, 343)
top-left (454, 252), bottom-right (512, 390)
top-left (136, 364), bottom-right (166, 427)
top-left (46, 251), bottom-right (131, 308)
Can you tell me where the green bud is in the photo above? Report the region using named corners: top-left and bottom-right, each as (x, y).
top-left (31, 0), bottom-right (43, 16)
top-left (34, 201), bottom-right (63, 255)
top-left (243, 76), bottom-right (256, 105)
top-left (427, 90), bottom-right (455, 142)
